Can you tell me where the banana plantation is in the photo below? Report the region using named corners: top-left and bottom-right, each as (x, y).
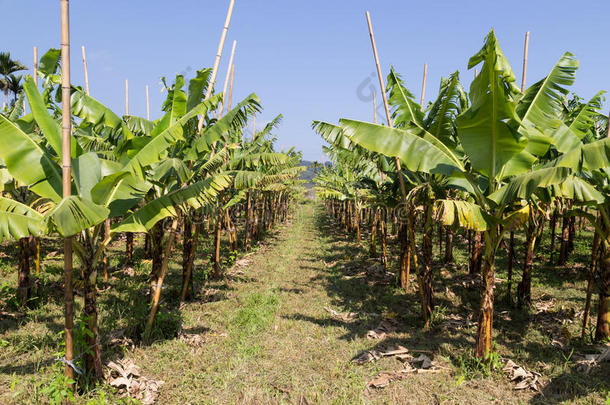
top-left (0, 1), bottom-right (609, 404)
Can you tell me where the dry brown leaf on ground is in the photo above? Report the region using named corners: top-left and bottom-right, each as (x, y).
top-left (352, 350), bottom-right (381, 364)
top-left (574, 346), bottom-right (610, 373)
top-left (366, 319), bottom-right (396, 340)
top-left (324, 307), bottom-right (358, 323)
top-left (106, 359), bottom-right (164, 404)
top-left (502, 359), bottom-right (542, 392)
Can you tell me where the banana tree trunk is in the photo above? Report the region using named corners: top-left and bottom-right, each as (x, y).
top-left (369, 208), bottom-right (378, 257)
top-left (594, 238), bottom-right (610, 341)
top-left (444, 227), bottom-right (454, 264)
top-left (125, 232), bottom-right (134, 264)
top-left (355, 203), bottom-right (361, 244)
top-left (380, 210), bottom-right (388, 267)
top-left (34, 237), bottom-right (40, 276)
top-left (398, 222), bottom-right (409, 291)
top-left (517, 224), bottom-right (537, 308)
top-left (419, 205), bottom-right (434, 328)
top-left (82, 260), bottom-right (103, 379)
top-left (470, 232), bottom-right (482, 275)
top-left (149, 221), bottom-right (164, 299)
top-left (181, 215), bottom-right (196, 302)
top-left (212, 206), bottom-right (223, 278)
top-left (549, 206), bottom-right (557, 261)
top-left (17, 237), bottom-right (31, 306)
top-left (144, 218), bottom-right (180, 343)
top-left (475, 230), bottom-right (499, 359)
top-left (406, 210), bottom-right (418, 292)
top-left (559, 205), bottom-right (570, 265)
top-left (583, 226), bottom-right (601, 338)
top-left (245, 192), bottom-right (251, 251)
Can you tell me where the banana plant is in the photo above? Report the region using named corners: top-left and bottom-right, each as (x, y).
top-left (0, 71), bottom-right (233, 377)
top-left (320, 30), bottom-right (610, 357)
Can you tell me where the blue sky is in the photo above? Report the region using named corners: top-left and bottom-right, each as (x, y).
top-left (3, 0), bottom-right (610, 160)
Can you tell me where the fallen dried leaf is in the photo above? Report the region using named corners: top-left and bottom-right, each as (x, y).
top-left (366, 320), bottom-right (395, 340)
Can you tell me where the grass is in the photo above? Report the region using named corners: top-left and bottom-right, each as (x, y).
top-left (0, 200), bottom-right (608, 403)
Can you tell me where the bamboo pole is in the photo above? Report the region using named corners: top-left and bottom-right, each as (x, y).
top-left (420, 63), bottom-right (428, 110)
top-left (146, 85), bottom-right (150, 120)
top-left (60, 0), bottom-right (75, 384)
top-left (227, 63), bottom-right (235, 112)
top-left (365, 11), bottom-right (408, 205)
top-left (220, 40), bottom-right (237, 117)
top-left (81, 45), bottom-right (90, 95)
top-left (33, 46), bottom-right (38, 86)
top-left (197, 0), bottom-right (236, 132)
top-left (125, 79), bottom-right (129, 115)
top-left (521, 31), bottom-right (530, 93)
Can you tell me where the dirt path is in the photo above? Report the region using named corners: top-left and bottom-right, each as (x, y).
top-left (129, 202), bottom-right (534, 404)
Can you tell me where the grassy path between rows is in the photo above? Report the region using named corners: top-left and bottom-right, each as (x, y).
top-left (140, 201), bottom-right (534, 404)
top-left (2, 201), bottom-right (607, 404)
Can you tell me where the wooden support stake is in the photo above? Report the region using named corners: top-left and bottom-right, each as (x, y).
top-left (198, 0), bottom-right (236, 132)
top-left (228, 63), bottom-right (235, 112)
top-left (81, 45), bottom-right (90, 95)
top-left (146, 84), bottom-right (150, 120)
top-left (220, 40), bottom-right (237, 117)
top-left (365, 11), bottom-right (408, 205)
top-left (60, 0), bottom-right (75, 384)
top-left (33, 46), bottom-right (38, 86)
top-left (521, 31), bottom-right (530, 93)
top-left (420, 63), bottom-right (428, 110)
top-left (474, 68), bottom-right (478, 78)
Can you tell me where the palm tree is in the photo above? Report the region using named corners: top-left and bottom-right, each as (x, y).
top-left (6, 74), bottom-right (23, 104)
top-left (0, 52), bottom-right (27, 106)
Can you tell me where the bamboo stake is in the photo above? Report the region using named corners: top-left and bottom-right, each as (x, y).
top-left (33, 46), bottom-right (38, 86)
top-left (197, 0), bottom-right (236, 132)
top-left (521, 31), bottom-right (530, 93)
top-left (227, 63), bottom-right (235, 111)
top-left (125, 79), bottom-right (129, 115)
top-left (81, 45), bottom-right (90, 95)
top-left (420, 63), bottom-right (428, 110)
top-left (474, 68), bottom-right (478, 78)
top-left (220, 40), bottom-right (237, 117)
top-left (146, 85), bottom-right (150, 120)
top-left (365, 11), bottom-right (408, 205)
top-left (60, 0), bottom-right (75, 384)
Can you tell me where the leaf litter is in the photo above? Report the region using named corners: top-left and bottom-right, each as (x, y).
top-left (106, 359), bottom-right (164, 404)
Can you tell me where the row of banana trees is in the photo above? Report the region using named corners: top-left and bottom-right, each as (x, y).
top-left (0, 49), bottom-right (305, 381)
top-left (313, 31), bottom-right (610, 359)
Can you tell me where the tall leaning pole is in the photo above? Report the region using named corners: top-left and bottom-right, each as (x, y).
top-left (365, 11), bottom-right (408, 206)
top-left (198, 0), bottom-right (236, 133)
top-left (60, 0), bottom-right (75, 383)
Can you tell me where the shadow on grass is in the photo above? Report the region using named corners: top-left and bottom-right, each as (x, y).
top-left (285, 204), bottom-right (608, 404)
